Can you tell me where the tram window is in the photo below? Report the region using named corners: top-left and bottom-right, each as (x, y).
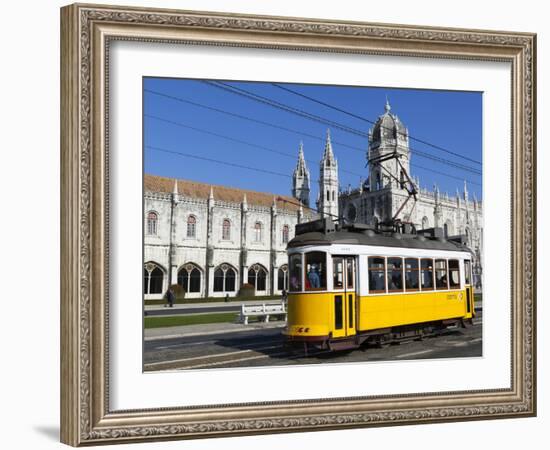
top-left (368, 257), bottom-right (386, 293)
top-left (387, 257), bottom-right (404, 292)
top-left (333, 257), bottom-right (344, 289)
top-left (289, 253), bottom-right (303, 292)
top-left (346, 257), bottom-right (355, 289)
top-left (435, 259), bottom-right (448, 290)
top-left (464, 260), bottom-right (472, 285)
top-left (421, 258), bottom-right (434, 290)
top-left (305, 252), bottom-right (327, 290)
top-left (449, 259), bottom-right (460, 289)
top-left (405, 258), bottom-right (420, 291)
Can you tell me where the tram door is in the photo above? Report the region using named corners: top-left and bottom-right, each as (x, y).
top-left (332, 256), bottom-right (357, 339)
top-left (464, 259), bottom-right (475, 317)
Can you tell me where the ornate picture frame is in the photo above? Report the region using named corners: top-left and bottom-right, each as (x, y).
top-left (60, 3), bottom-right (536, 446)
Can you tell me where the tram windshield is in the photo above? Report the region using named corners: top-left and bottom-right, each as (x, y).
top-left (289, 253), bottom-right (303, 292)
top-left (305, 251), bottom-right (327, 291)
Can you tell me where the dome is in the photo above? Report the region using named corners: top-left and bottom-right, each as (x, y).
top-left (371, 100), bottom-right (407, 143)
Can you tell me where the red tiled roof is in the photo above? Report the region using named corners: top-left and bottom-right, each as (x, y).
top-left (144, 174), bottom-right (306, 212)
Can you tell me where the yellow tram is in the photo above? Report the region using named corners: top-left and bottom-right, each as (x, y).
top-left (283, 219), bottom-right (476, 351)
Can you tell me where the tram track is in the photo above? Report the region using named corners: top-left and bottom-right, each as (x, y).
top-left (144, 313), bottom-right (482, 370)
top-left (145, 344), bottom-right (287, 370)
top-left (144, 339), bottom-right (331, 371)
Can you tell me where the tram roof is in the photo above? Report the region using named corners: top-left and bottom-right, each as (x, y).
top-left (288, 230), bottom-right (471, 253)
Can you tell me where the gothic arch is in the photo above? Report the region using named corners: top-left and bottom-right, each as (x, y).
top-left (248, 263), bottom-right (268, 292)
top-left (422, 216), bottom-right (430, 230)
top-left (177, 263), bottom-right (203, 294)
top-left (213, 263), bottom-right (238, 293)
top-left (444, 219), bottom-right (454, 238)
top-left (143, 261), bottom-right (166, 294)
top-left (278, 264), bottom-right (289, 292)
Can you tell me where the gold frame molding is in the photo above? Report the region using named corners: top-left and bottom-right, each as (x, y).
top-left (60, 3), bottom-right (536, 446)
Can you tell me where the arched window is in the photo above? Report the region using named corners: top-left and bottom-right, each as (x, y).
top-left (144, 262), bottom-right (164, 294)
top-left (282, 225), bottom-right (290, 244)
top-left (326, 190), bottom-right (330, 202)
top-left (186, 215), bottom-right (196, 238)
top-left (248, 264), bottom-right (268, 292)
top-left (278, 265), bottom-right (289, 291)
top-left (422, 216), bottom-right (429, 230)
top-left (332, 190), bottom-right (336, 201)
top-left (213, 264), bottom-right (237, 292)
top-left (346, 204), bottom-right (357, 223)
top-left (177, 263), bottom-right (202, 293)
top-left (222, 219), bottom-right (231, 240)
top-left (254, 222), bottom-right (262, 242)
top-left (146, 212), bottom-right (158, 235)
top-left (444, 220), bottom-right (454, 238)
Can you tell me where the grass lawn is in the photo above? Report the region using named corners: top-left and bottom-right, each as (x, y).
top-left (144, 312), bottom-right (238, 329)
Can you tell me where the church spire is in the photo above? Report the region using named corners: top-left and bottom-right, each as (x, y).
top-left (292, 141), bottom-right (310, 207)
top-left (322, 129), bottom-right (336, 164)
top-left (319, 129), bottom-right (339, 219)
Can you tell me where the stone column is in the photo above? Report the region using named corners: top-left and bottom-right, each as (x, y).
top-left (270, 197), bottom-right (277, 295)
top-left (168, 180), bottom-right (179, 286)
top-left (240, 194), bottom-right (248, 292)
top-left (205, 187), bottom-right (215, 298)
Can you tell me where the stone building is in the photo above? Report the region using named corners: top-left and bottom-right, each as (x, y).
top-left (338, 100), bottom-right (483, 285)
top-left (144, 106), bottom-right (483, 299)
top-left (143, 175), bottom-right (314, 300)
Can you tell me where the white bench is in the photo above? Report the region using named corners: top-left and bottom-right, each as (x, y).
top-left (239, 302), bottom-right (287, 325)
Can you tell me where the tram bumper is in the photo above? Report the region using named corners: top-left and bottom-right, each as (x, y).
top-left (283, 325), bottom-right (330, 350)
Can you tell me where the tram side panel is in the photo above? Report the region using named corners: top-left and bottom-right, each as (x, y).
top-left (356, 253), bottom-right (471, 333)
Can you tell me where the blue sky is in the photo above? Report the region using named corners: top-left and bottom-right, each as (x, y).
top-left (143, 78), bottom-right (482, 201)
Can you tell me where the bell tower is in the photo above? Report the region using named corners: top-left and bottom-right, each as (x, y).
top-left (368, 99), bottom-right (411, 191)
top-left (318, 129), bottom-right (339, 219)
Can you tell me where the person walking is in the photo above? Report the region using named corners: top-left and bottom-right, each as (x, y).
top-left (164, 286), bottom-right (175, 308)
top-left (281, 288), bottom-right (288, 308)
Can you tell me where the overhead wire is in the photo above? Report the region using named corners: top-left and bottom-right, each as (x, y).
top-left (146, 145), bottom-right (301, 181)
top-left (145, 87), bottom-right (482, 178)
top-left (145, 114), bottom-right (365, 180)
top-left (271, 82), bottom-right (482, 166)
top-left (201, 81), bottom-right (482, 175)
